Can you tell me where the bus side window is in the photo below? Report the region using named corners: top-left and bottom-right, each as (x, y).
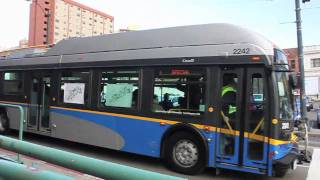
top-left (153, 68), bottom-right (206, 116)
top-left (0, 72), bottom-right (24, 95)
top-left (60, 71), bottom-right (89, 105)
top-left (99, 70), bottom-right (139, 109)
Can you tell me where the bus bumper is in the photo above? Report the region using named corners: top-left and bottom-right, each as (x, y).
top-left (273, 142), bottom-right (299, 171)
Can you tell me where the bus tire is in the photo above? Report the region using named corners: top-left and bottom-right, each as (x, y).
top-left (164, 131), bottom-right (206, 175)
top-left (274, 168), bottom-right (288, 177)
top-left (0, 114), bottom-right (9, 134)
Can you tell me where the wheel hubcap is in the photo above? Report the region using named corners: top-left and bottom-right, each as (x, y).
top-left (173, 139), bottom-right (199, 168)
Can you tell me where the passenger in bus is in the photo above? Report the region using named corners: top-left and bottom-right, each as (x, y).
top-left (131, 89), bottom-right (138, 108)
top-left (152, 95), bottom-right (163, 111)
top-left (160, 93), bottom-right (173, 111)
top-left (177, 97), bottom-right (187, 109)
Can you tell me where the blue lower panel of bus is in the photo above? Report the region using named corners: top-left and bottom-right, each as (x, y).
top-left (216, 163), bottom-right (265, 175)
top-left (50, 108), bottom-right (176, 157)
top-left (49, 107), bottom-right (293, 174)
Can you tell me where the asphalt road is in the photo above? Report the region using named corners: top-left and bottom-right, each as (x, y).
top-left (5, 132), bottom-right (310, 180)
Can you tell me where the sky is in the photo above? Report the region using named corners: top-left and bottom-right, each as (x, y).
top-left (0, 0), bottom-right (319, 50)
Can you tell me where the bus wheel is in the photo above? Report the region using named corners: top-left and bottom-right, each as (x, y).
top-left (274, 167), bottom-right (288, 177)
top-left (164, 131), bottom-right (206, 175)
top-left (0, 114), bottom-right (9, 134)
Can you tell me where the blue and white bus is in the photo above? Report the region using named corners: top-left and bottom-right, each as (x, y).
top-left (0, 24), bottom-right (298, 177)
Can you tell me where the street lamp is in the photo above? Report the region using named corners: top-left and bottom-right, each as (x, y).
top-left (26, 0), bottom-right (51, 45)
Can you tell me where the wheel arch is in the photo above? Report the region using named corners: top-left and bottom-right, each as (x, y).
top-left (160, 123), bottom-right (209, 164)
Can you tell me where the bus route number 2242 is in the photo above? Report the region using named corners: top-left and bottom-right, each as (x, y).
top-left (233, 48), bottom-right (250, 55)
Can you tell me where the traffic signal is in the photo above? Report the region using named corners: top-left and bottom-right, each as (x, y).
top-left (302, 0), bottom-right (310, 3)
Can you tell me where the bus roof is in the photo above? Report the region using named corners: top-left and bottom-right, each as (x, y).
top-left (46, 23), bottom-right (275, 56)
top-left (0, 23), bottom-right (278, 70)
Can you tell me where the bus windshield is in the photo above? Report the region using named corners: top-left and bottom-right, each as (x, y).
top-left (276, 72), bottom-right (294, 120)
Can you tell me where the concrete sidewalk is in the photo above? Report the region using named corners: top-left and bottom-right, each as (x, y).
top-left (307, 148), bottom-right (320, 180)
top-left (309, 128), bottom-right (320, 136)
top-left (0, 148), bottom-right (101, 180)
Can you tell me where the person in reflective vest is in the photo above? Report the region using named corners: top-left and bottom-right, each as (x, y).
top-left (221, 85), bottom-right (237, 117)
top-left (220, 74), bottom-right (237, 156)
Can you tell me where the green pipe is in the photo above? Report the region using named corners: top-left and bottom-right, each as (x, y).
top-left (0, 159), bottom-right (73, 180)
top-left (0, 135), bottom-right (186, 180)
top-left (0, 103), bottom-right (25, 162)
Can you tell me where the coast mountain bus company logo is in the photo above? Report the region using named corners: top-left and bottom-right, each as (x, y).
top-left (182, 58), bottom-right (195, 63)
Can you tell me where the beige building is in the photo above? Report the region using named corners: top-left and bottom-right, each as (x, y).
top-left (303, 45), bottom-right (320, 97)
top-left (29, 0), bottom-right (114, 46)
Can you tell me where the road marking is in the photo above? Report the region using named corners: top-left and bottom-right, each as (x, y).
top-left (297, 164), bottom-right (309, 168)
top-left (307, 148), bottom-right (320, 180)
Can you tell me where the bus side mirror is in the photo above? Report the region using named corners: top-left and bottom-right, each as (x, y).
top-left (289, 73), bottom-right (298, 88)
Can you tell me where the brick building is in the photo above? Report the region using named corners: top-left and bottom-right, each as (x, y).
top-left (28, 0), bottom-right (114, 46)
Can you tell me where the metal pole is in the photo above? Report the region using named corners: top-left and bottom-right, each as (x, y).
top-left (0, 160), bottom-right (73, 180)
top-left (0, 135), bottom-right (186, 180)
top-left (295, 0), bottom-right (308, 123)
top-left (0, 103), bottom-right (25, 162)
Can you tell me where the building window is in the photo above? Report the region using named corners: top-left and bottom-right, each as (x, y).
top-left (55, 19), bottom-right (60, 23)
top-left (311, 58), bottom-right (320, 68)
top-left (291, 59), bottom-right (296, 69)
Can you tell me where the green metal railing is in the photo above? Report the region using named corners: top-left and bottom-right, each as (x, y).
top-left (0, 135), bottom-right (185, 180)
top-left (0, 103), bottom-right (186, 180)
top-left (0, 103), bottom-right (25, 162)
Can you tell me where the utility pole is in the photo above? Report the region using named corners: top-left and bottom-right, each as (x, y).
top-left (295, 0), bottom-right (309, 124)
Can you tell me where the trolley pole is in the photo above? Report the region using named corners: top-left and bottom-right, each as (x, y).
top-left (295, 0), bottom-right (308, 124)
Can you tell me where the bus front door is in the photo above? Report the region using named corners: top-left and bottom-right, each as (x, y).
top-left (215, 67), bottom-right (268, 171)
top-left (28, 72), bottom-right (52, 133)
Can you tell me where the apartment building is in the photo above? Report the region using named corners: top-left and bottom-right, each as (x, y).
top-left (28, 0), bottom-right (114, 46)
top-left (284, 45), bottom-right (320, 97)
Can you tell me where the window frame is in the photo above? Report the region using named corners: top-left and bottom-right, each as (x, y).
top-left (97, 68), bottom-right (141, 112)
top-left (151, 67), bottom-right (207, 119)
top-left (311, 58), bottom-right (320, 68)
top-left (0, 71), bottom-right (25, 95)
top-left (58, 69), bottom-right (91, 108)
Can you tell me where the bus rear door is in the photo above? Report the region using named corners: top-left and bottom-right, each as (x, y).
top-left (215, 67), bottom-right (268, 173)
top-left (28, 71), bottom-right (52, 133)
